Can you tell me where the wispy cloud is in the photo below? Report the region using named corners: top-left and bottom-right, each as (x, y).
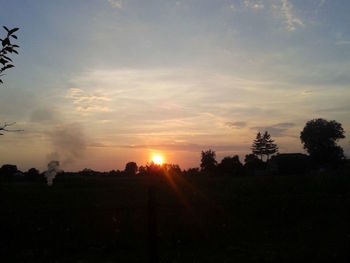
top-left (66, 88), bottom-right (112, 113)
top-left (250, 122), bottom-right (296, 137)
top-left (280, 0), bottom-right (304, 31)
top-left (244, 0), bottom-right (264, 10)
top-left (336, 40), bottom-right (350, 46)
top-left (116, 143), bottom-right (247, 153)
top-left (226, 121), bottom-right (247, 129)
top-left (317, 106), bottom-right (350, 114)
top-left (107, 0), bottom-right (123, 9)
top-left (88, 142), bottom-right (109, 148)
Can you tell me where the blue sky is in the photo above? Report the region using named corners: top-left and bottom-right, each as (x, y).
top-left (0, 0), bottom-right (349, 171)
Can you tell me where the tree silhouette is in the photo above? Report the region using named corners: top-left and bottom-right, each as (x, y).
top-left (251, 131), bottom-right (278, 161)
top-left (244, 153), bottom-right (265, 172)
top-left (0, 164), bottom-right (18, 179)
top-left (251, 132), bottom-right (264, 160)
top-left (0, 26), bottom-right (19, 86)
top-left (25, 167), bottom-right (45, 182)
top-left (244, 153), bottom-right (260, 164)
top-left (124, 162), bottom-right (138, 176)
top-left (300, 118), bottom-right (345, 166)
top-left (200, 149), bottom-right (217, 174)
top-left (162, 164), bottom-right (182, 176)
top-left (147, 162), bottom-right (165, 176)
top-left (218, 155), bottom-right (243, 176)
top-left (263, 131), bottom-right (278, 160)
top-left (138, 165), bottom-right (147, 176)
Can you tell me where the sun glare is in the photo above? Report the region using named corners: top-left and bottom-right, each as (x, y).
top-left (152, 155), bottom-right (164, 165)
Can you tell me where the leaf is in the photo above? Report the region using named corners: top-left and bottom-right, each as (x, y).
top-left (1, 64), bottom-right (14, 71)
top-left (5, 47), bottom-right (13, 53)
top-left (0, 58), bottom-right (7, 65)
top-left (11, 35), bottom-right (17, 39)
top-left (2, 38), bottom-right (10, 47)
top-left (8, 28), bottom-right (19, 35)
top-left (3, 26), bottom-right (9, 32)
top-left (12, 45), bottom-right (19, 48)
top-left (12, 49), bottom-right (18, 54)
top-left (3, 55), bottom-right (12, 62)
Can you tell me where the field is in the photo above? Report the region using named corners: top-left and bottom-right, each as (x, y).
top-left (1, 174), bottom-right (350, 262)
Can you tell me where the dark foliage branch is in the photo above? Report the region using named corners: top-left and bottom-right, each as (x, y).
top-left (0, 26), bottom-right (20, 86)
top-left (0, 26), bottom-right (22, 135)
top-left (0, 122), bottom-right (24, 135)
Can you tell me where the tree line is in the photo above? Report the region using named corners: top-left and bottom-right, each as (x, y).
top-left (1, 117), bottom-right (348, 183)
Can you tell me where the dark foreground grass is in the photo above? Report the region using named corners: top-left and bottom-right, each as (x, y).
top-left (1, 174), bottom-right (350, 262)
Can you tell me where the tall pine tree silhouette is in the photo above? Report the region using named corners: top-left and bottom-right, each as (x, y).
top-left (263, 131), bottom-right (278, 160)
top-left (251, 132), bottom-right (264, 160)
top-left (251, 131), bottom-right (278, 161)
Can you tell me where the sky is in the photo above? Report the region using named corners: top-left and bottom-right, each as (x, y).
top-left (0, 0), bottom-right (350, 172)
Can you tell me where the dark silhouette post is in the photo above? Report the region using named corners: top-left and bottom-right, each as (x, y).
top-left (148, 179), bottom-right (158, 263)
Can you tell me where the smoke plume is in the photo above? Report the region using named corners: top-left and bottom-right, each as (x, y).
top-left (45, 160), bottom-right (61, 186)
top-left (47, 123), bottom-right (87, 167)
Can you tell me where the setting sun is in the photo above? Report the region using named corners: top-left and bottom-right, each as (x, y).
top-left (152, 155), bottom-right (164, 165)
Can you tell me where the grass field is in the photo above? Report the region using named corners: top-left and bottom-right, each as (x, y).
top-left (1, 174), bottom-right (350, 262)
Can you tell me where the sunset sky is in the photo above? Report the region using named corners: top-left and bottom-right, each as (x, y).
top-left (0, 0), bottom-right (349, 171)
